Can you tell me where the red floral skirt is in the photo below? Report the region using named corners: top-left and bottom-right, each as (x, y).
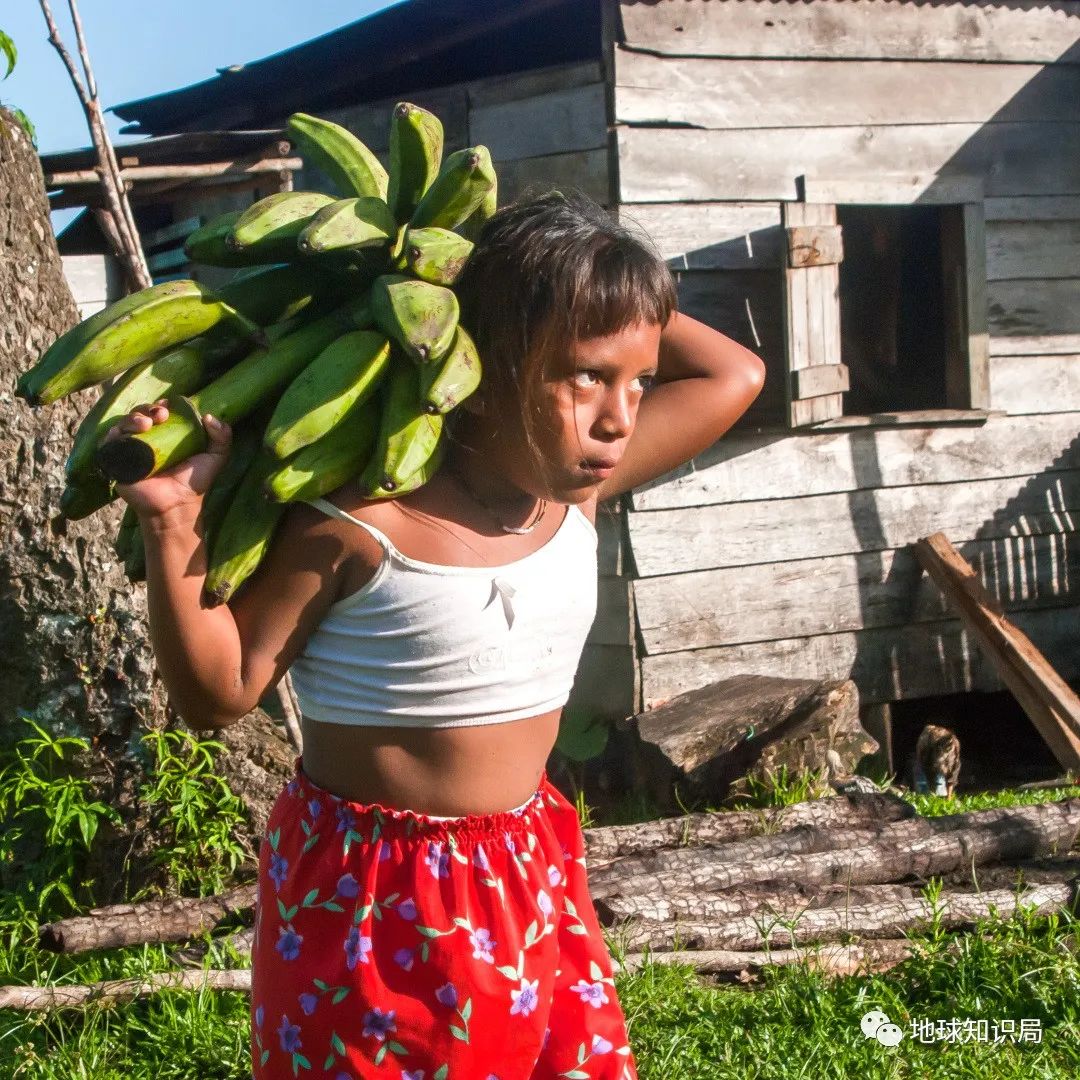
top-left (250, 758), bottom-right (638, 1080)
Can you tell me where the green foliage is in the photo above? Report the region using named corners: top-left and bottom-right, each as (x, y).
top-left (0, 29), bottom-right (15, 80)
top-left (0, 717), bottom-right (121, 926)
top-left (135, 728), bottom-right (251, 898)
top-left (555, 707), bottom-right (609, 763)
top-left (728, 765), bottom-right (837, 809)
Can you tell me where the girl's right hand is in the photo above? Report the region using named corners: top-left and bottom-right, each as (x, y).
top-left (100, 400), bottom-right (233, 522)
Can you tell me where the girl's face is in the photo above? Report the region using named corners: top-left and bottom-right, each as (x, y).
top-left (529, 319), bottom-right (662, 503)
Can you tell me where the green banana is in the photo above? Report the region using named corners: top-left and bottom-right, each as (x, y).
top-left (65, 341), bottom-right (218, 484)
top-left (199, 418), bottom-right (266, 556)
top-left (297, 197), bottom-right (398, 255)
top-left (228, 191), bottom-right (337, 262)
top-left (217, 263), bottom-right (329, 325)
top-left (371, 355), bottom-right (443, 490)
top-left (17, 280), bottom-right (261, 407)
top-left (114, 504), bottom-right (138, 561)
top-left (94, 309), bottom-right (364, 484)
top-left (184, 211), bottom-right (258, 268)
top-left (265, 397), bottom-right (381, 503)
top-left (264, 330), bottom-right (392, 459)
top-left (287, 112), bottom-right (389, 201)
top-left (360, 430), bottom-right (446, 499)
top-left (409, 145), bottom-right (496, 232)
top-left (370, 274), bottom-right (459, 364)
top-left (456, 177), bottom-right (498, 243)
top-left (59, 474), bottom-right (114, 521)
top-left (403, 227), bottom-right (474, 286)
top-left (204, 449), bottom-right (285, 605)
top-left (386, 102), bottom-right (443, 225)
top-left (417, 326), bottom-right (482, 415)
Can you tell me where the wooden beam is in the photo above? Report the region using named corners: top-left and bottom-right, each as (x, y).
top-left (786, 225), bottom-right (843, 268)
top-left (45, 158), bottom-right (302, 185)
top-left (791, 363), bottom-right (849, 401)
top-left (914, 532), bottom-right (1080, 773)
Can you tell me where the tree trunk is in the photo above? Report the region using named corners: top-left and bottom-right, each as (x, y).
top-left (0, 109), bottom-right (291, 902)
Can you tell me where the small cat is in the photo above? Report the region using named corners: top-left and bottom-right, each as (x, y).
top-left (913, 723), bottom-right (962, 797)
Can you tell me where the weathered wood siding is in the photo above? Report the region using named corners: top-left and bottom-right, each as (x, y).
top-left (61, 254), bottom-right (123, 319)
top-left (613, 0), bottom-right (1080, 710)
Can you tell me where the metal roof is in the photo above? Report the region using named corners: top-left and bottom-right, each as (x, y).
top-left (111, 0), bottom-right (599, 136)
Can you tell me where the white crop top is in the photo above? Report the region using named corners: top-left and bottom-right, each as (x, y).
top-left (287, 499), bottom-right (599, 728)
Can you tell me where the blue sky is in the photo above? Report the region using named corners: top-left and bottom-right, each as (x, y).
top-left (2, 1), bottom-right (404, 226)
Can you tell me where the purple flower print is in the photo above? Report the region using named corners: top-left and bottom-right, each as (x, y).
top-left (547, 864), bottom-right (562, 887)
top-left (473, 844), bottom-right (491, 872)
top-left (510, 977), bottom-right (539, 1018)
top-left (486, 1075), bottom-right (503, 1080)
top-left (335, 1074), bottom-right (353, 1080)
top-left (286, 778), bottom-right (299, 796)
top-left (307, 798), bottom-right (321, 821)
top-left (336, 805), bottom-right (357, 833)
top-left (275, 925), bottom-right (302, 961)
top-left (561, 846), bottom-right (572, 864)
top-left (425, 841), bottom-right (450, 880)
top-left (591, 1033), bottom-right (614, 1055)
top-left (537, 889), bottom-right (553, 918)
top-left (344, 926), bottom-right (372, 970)
top-left (336, 872), bottom-right (359, 898)
top-left (394, 947), bottom-right (415, 971)
top-left (379, 842), bottom-right (392, 862)
top-left (503, 831), bottom-right (517, 855)
top-left (470, 927), bottom-right (496, 964)
top-left (268, 852), bottom-right (288, 892)
top-left (277, 1014), bottom-right (301, 1052)
top-left (542, 1027), bottom-right (550, 1050)
top-left (402, 1071), bottom-right (425, 1080)
top-left (362, 1006), bottom-right (397, 1041)
top-left (299, 992), bottom-right (318, 1016)
top-left (435, 982), bottom-right (457, 1008)
top-left (570, 979), bottom-right (609, 1008)
top-left (255, 1004), bottom-right (264, 1028)
top-left (397, 897), bottom-right (418, 920)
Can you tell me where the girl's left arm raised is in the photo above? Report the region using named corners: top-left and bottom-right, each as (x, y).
top-left (595, 311), bottom-right (766, 501)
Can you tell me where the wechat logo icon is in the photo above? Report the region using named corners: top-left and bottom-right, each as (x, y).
top-left (861, 1009), bottom-right (904, 1047)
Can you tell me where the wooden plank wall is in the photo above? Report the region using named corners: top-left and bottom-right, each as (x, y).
top-left (613, 0), bottom-right (1080, 709)
top-left (61, 254), bottom-right (123, 319)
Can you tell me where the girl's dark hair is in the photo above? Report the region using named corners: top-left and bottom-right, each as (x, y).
top-left (451, 188), bottom-right (677, 485)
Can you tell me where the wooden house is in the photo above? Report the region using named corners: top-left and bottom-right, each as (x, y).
top-left (69, 0), bottom-right (1080, 771)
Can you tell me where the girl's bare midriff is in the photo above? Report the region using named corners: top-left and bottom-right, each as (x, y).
top-left (296, 477), bottom-right (598, 818)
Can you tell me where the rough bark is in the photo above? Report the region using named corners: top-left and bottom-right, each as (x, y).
top-left (0, 968), bottom-right (251, 1010)
top-left (583, 790), bottom-right (916, 864)
top-left (38, 882), bottom-right (256, 954)
top-left (0, 110), bottom-right (293, 901)
top-left (614, 882), bottom-right (1077, 952)
top-left (591, 799), bottom-right (1080, 896)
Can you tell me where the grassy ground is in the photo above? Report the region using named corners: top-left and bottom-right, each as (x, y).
top-left (2, 725), bottom-right (1079, 1078)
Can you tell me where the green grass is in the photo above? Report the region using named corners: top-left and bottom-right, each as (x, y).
top-left (3, 746), bottom-right (1080, 1079)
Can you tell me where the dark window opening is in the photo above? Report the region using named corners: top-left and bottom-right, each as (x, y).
top-left (838, 205), bottom-right (950, 415)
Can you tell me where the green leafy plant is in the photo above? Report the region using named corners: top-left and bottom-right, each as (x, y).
top-left (0, 28), bottom-right (35, 144)
top-left (0, 716), bottom-right (120, 924)
top-left (135, 728), bottom-right (250, 898)
top-left (728, 764), bottom-right (834, 809)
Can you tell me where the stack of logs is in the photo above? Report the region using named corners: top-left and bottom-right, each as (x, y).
top-left (3, 791), bottom-right (1080, 1008)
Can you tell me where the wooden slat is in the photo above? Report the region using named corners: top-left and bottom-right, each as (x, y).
top-left (617, 202), bottom-right (783, 270)
top-left (616, 124), bottom-right (1080, 202)
top-left (141, 216), bottom-right (201, 252)
top-left (633, 532), bottom-right (1080, 654)
top-left (626, 471), bottom-right (1080, 576)
top-left (628, 412), bottom-right (1080, 510)
top-left (989, 279), bottom-right (1080, 340)
top-left (616, 0), bottom-right (1080, 64)
top-left (638, 606), bottom-right (1080, 710)
top-left (991, 334), bottom-right (1080, 357)
top-left (596, 504), bottom-right (624, 576)
top-left (494, 148), bottom-right (609, 206)
top-left (801, 175), bottom-right (985, 206)
top-left (613, 53), bottom-right (1080, 128)
top-left (787, 225), bottom-right (843, 268)
top-left (792, 363), bottom-right (849, 401)
top-left (146, 247), bottom-right (189, 274)
top-left (985, 197), bottom-right (1080, 222)
top-left (465, 60), bottom-right (603, 109)
top-left (989, 355), bottom-right (1080, 415)
top-left (568, 643), bottom-right (638, 722)
top-left (987, 221), bottom-right (1080, 281)
top-left (587, 577), bottom-right (632, 648)
top-left (941, 202), bottom-right (990, 410)
top-left (322, 85), bottom-right (469, 154)
top-left (914, 532), bottom-right (1080, 771)
top-left (61, 254), bottom-right (123, 308)
top-left (469, 83), bottom-right (608, 161)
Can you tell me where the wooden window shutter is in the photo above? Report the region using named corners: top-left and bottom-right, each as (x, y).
top-left (782, 203), bottom-right (848, 426)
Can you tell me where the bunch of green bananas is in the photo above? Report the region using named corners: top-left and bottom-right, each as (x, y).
top-left (16, 105), bottom-right (497, 605)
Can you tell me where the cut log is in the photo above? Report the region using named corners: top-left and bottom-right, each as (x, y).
top-left (38, 883), bottom-right (256, 954)
top-left (591, 798), bottom-right (1080, 897)
top-left (628, 674), bottom-right (877, 813)
top-left (583, 790), bottom-right (915, 863)
top-left (615, 937), bottom-right (942, 978)
top-left (169, 927), bottom-right (255, 969)
top-left (0, 968), bottom-right (251, 1011)
top-left (596, 883), bottom-right (916, 925)
top-left (589, 800), bottom-right (1073, 894)
top-left (615, 882), bottom-right (1077, 953)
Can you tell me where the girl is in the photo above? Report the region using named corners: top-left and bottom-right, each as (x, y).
top-left (106, 190), bottom-right (765, 1079)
